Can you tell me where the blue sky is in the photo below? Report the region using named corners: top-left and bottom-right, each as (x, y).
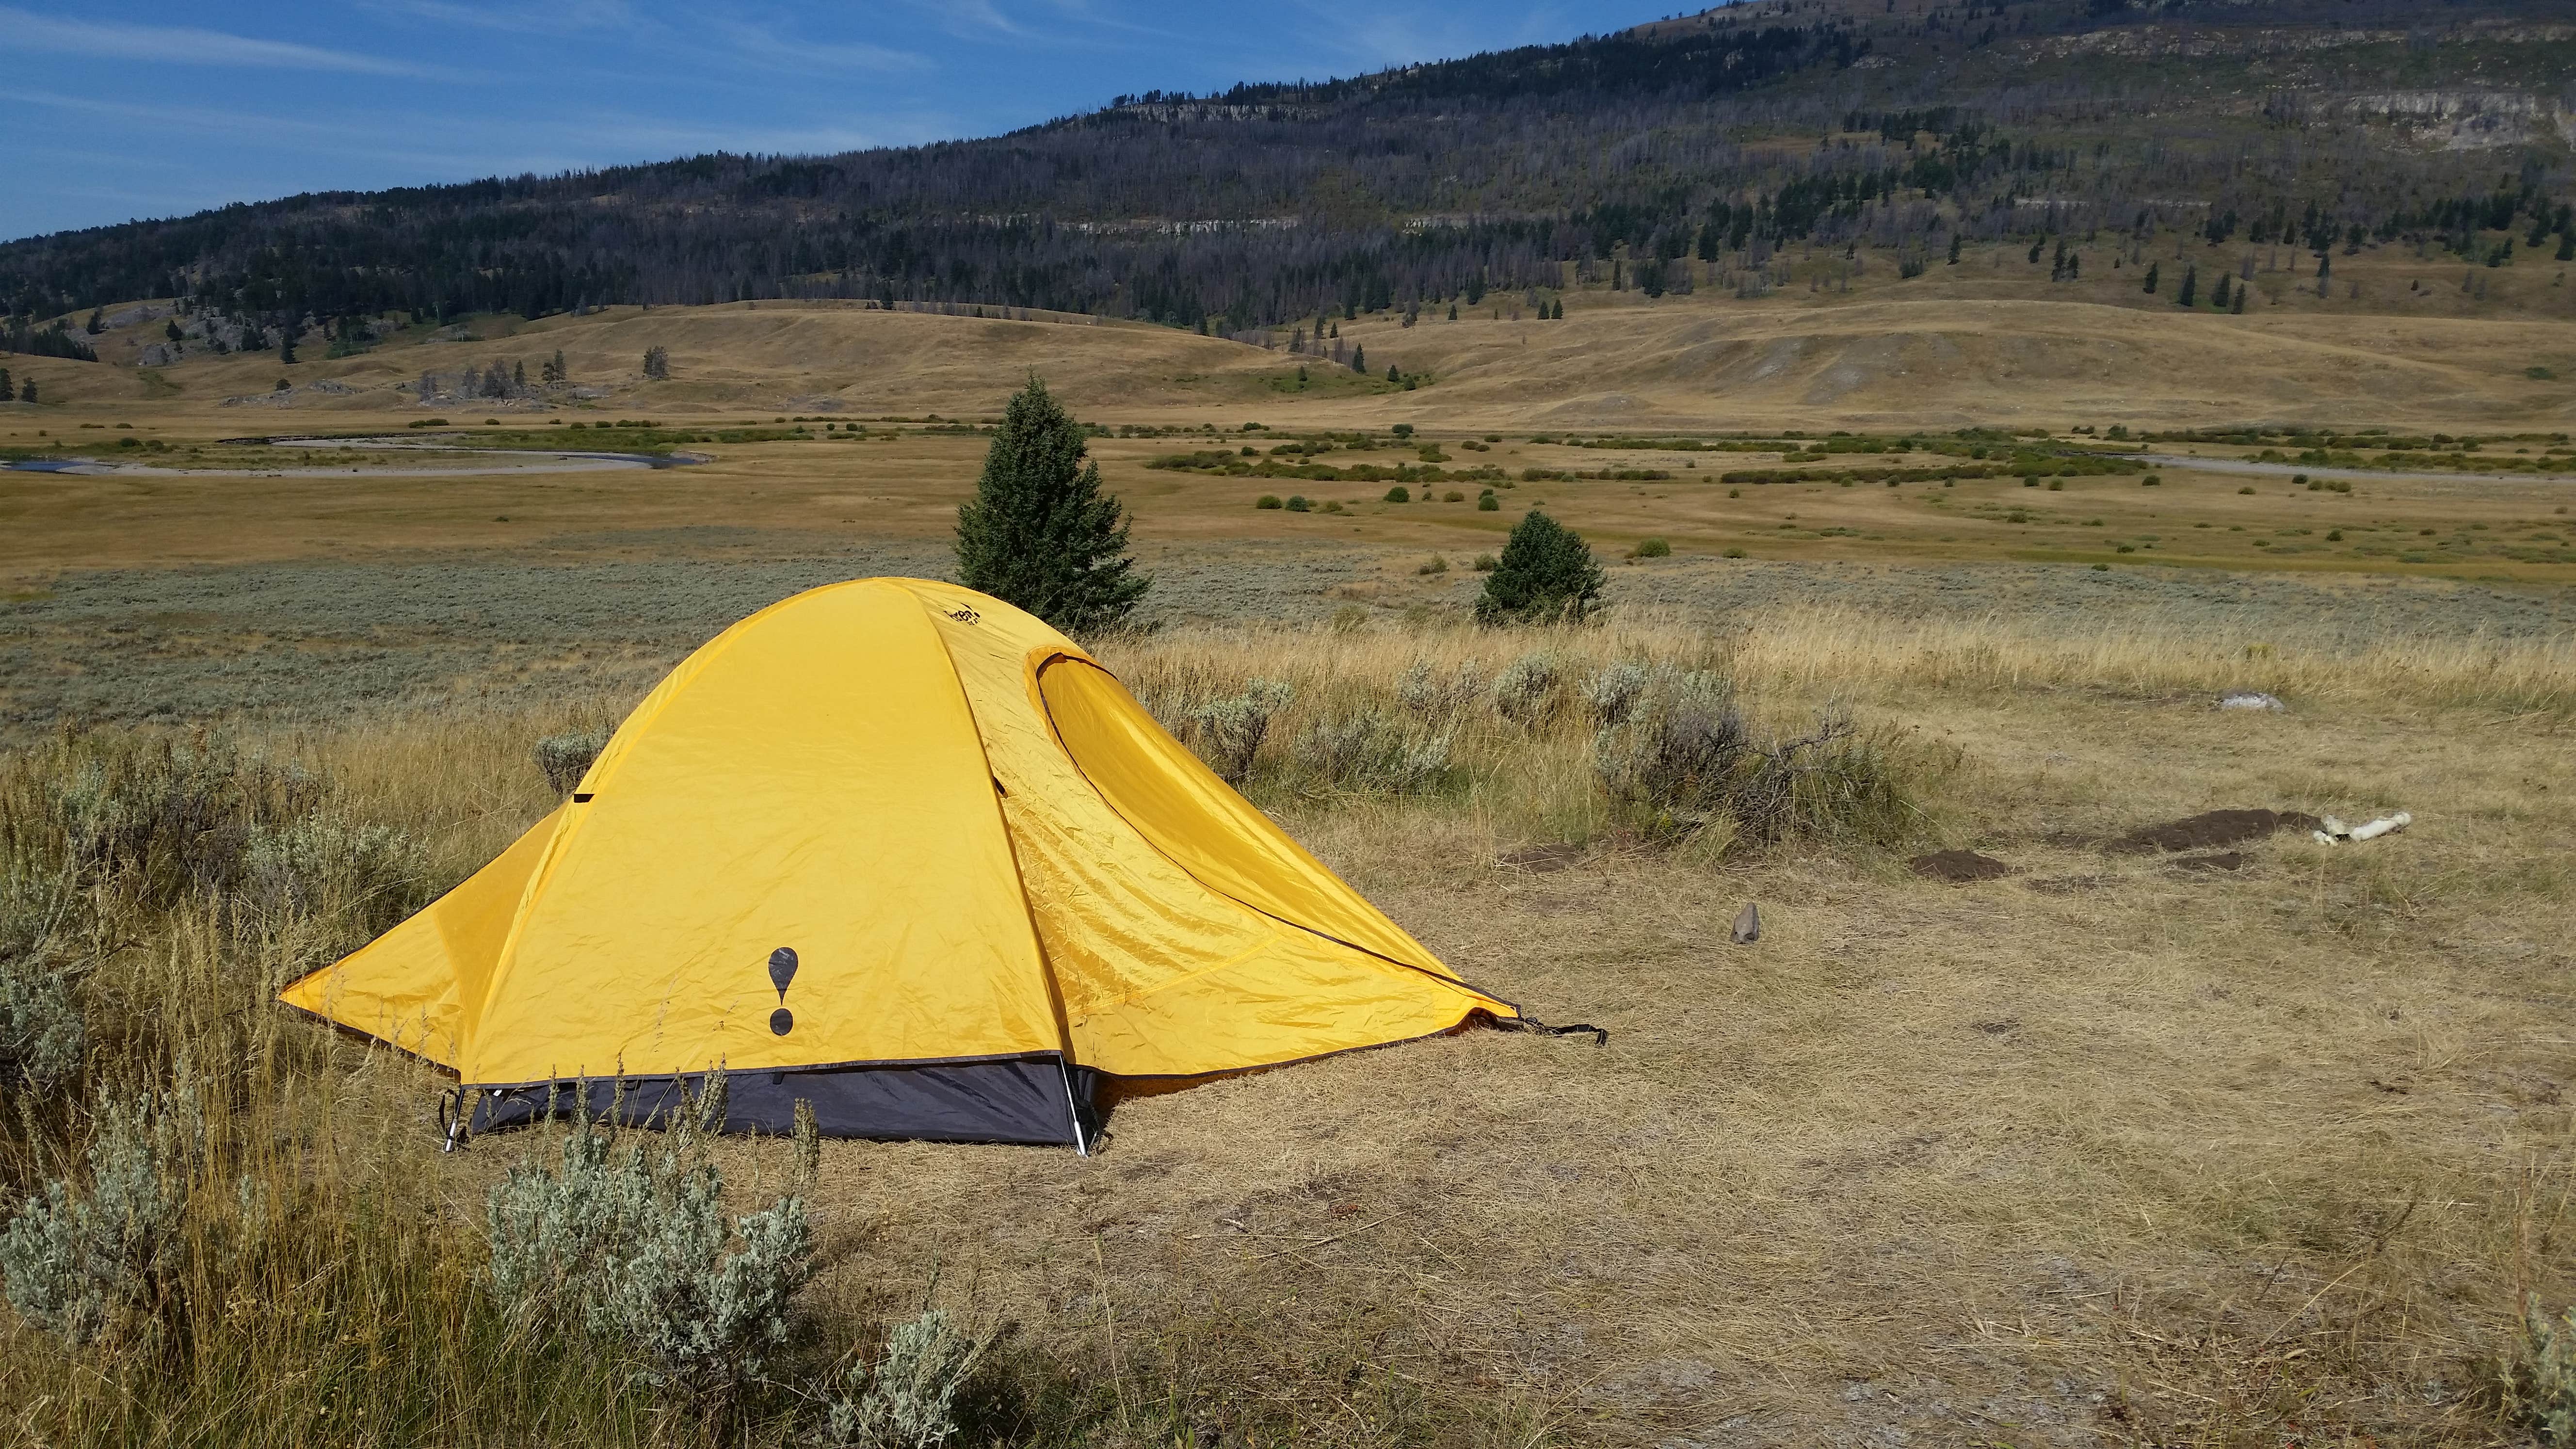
top-left (1, 1), bottom-right (1686, 241)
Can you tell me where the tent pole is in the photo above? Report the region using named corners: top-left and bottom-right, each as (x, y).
top-left (1059, 1056), bottom-right (1089, 1157)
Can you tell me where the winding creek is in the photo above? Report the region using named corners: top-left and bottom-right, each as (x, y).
top-left (6, 435), bottom-right (711, 478)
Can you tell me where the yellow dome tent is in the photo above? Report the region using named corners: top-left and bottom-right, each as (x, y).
top-left (280, 578), bottom-right (1544, 1149)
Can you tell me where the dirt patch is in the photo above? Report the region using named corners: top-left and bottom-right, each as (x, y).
top-left (2114, 808), bottom-right (2321, 853)
top-left (1499, 843), bottom-right (1583, 873)
top-left (2172, 852), bottom-right (2247, 872)
top-left (1910, 849), bottom-right (2011, 883)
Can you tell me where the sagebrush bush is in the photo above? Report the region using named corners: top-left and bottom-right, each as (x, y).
top-left (1182, 680), bottom-right (1293, 784)
top-left (1291, 712), bottom-right (1451, 796)
top-left (1492, 653), bottom-right (1564, 728)
top-left (1395, 660), bottom-right (1483, 729)
top-left (0, 960), bottom-right (83, 1092)
top-left (1591, 667), bottom-right (1753, 840)
top-left (240, 813), bottom-right (431, 937)
top-left (1581, 661), bottom-right (1649, 726)
top-left (2509, 1296), bottom-right (2576, 1446)
top-left (534, 731), bottom-right (609, 794)
top-left (0, 1074), bottom-right (204, 1346)
top-left (0, 862), bottom-right (84, 1090)
top-left (45, 736), bottom-right (321, 905)
top-left (484, 1080), bottom-right (814, 1390)
top-left (826, 1308), bottom-right (988, 1449)
top-left (1592, 667), bottom-right (1920, 850)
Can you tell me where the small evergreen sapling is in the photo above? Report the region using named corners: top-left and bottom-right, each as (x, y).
top-left (954, 375), bottom-right (1149, 635)
top-left (1475, 509), bottom-right (1607, 625)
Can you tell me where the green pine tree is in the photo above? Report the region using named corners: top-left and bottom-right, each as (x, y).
top-left (1475, 509), bottom-right (1606, 625)
top-left (955, 376), bottom-right (1149, 635)
top-left (1947, 233), bottom-right (1963, 265)
top-left (1351, 344), bottom-right (1366, 373)
top-left (2142, 262), bottom-right (2159, 295)
top-left (2176, 266), bottom-right (2197, 306)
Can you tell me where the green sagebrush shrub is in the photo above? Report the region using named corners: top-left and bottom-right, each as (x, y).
top-left (825, 1308), bottom-right (989, 1449)
top-left (483, 1076), bottom-right (814, 1390)
top-left (2508, 1296), bottom-right (2576, 1446)
top-left (1592, 667), bottom-right (1918, 850)
top-left (241, 814), bottom-right (431, 938)
top-left (0, 861), bottom-right (83, 1090)
top-left (1, 1075), bottom-right (204, 1345)
top-left (1491, 653), bottom-right (1564, 728)
top-left (1395, 660), bottom-right (1483, 730)
top-left (47, 737), bottom-right (322, 905)
top-left (1290, 712), bottom-right (1451, 796)
top-left (1581, 661), bottom-right (1649, 726)
top-left (534, 730), bottom-right (608, 794)
top-left (1175, 680), bottom-right (1292, 785)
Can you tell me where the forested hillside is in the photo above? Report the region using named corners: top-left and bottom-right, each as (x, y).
top-left (5, 0), bottom-right (2575, 342)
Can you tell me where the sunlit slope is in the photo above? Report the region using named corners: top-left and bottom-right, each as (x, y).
top-left (31, 285), bottom-right (2576, 432)
top-left (1337, 299), bottom-right (2576, 430)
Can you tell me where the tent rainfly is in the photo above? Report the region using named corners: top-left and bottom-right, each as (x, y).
top-left (280, 578), bottom-right (1556, 1150)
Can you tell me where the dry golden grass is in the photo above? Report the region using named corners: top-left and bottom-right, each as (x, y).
top-left (6, 422), bottom-right (2572, 596)
top-left (8, 603), bottom-right (2571, 1446)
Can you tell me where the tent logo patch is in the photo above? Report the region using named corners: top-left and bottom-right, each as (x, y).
top-left (768, 946), bottom-right (798, 1035)
top-left (944, 605), bottom-right (981, 625)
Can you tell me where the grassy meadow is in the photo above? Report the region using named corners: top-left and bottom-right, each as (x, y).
top-left (4, 275), bottom-right (2576, 1447)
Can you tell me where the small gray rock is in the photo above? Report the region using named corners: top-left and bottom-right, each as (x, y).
top-left (2217, 690), bottom-right (2285, 711)
top-left (1730, 902), bottom-right (1761, 944)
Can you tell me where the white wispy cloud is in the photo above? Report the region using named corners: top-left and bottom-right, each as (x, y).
top-left (1283, 1), bottom-right (1584, 71)
top-left (0, 7), bottom-right (447, 77)
top-left (360, 0), bottom-right (640, 34)
top-left (708, 17), bottom-right (935, 75)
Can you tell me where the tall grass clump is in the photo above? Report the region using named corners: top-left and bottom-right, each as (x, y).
top-left (1097, 618), bottom-right (1936, 858)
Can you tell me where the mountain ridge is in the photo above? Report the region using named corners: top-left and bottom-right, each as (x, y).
top-left (4, 0), bottom-right (2574, 338)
